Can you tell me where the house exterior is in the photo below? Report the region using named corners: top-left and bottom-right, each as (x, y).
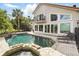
top-left (32, 3), bottom-right (79, 36)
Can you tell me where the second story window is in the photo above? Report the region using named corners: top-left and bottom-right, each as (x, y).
top-left (60, 15), bottom-right (71, 20)
top-left (39, 14), bottom-right (45, 20)
top-left (39, 14), bottom-right (42, 20)
top-left (34, 14), bottom-right (45, 21)
top-left (51, 14), bottom-right (57, 21)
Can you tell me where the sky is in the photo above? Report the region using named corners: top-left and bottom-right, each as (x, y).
top-left (0, 3), bottom-right (37, 18)
top-left (0, 3), bottom-right (79, 18)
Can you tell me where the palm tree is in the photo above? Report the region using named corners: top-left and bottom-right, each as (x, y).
top-left (12, 9), bottom-right (23, 30)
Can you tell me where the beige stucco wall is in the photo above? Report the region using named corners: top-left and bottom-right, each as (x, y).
top-left (33, 4), bottom-right (79, 35)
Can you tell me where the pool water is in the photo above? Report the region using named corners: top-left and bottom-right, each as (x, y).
top-left (6, 34), bottom-right (55, 47)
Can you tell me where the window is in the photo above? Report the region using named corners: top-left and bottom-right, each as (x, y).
top-left (45, 25), bottom-right (50, 33)
top-left (60, 15), bottom-right (71, 20)
top-left (60, 23), bottom-right (70, 33)
top-left (51, 25), bottom-right (53, 33)
top-left (35, 25), bottom-right (38, 31)
top-left (39, 14), bottom-right (41, 20)
top-left (51, 14), bottom-right (57, 21)
top-left (51, 24), bottom-right (58, 33)
top-left (45, 25), bottom-right (47, 32)
top-left (39, 14), bottom-right (45, 20)
top-left (39, 25), bottom-right (43, 32)
top-left (34, 14), bottom-right (45, 21)
top-left (48, 25), bottom-right (50, 33)
top-left (55, 25), bottom-right (57, 33)
top-left (41, 14), bottom-right (45, 20)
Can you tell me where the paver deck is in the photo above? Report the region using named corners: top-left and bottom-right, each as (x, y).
top-left (0, 37), bottom-right (9, 55)
top-left (38, 47), bottom-right (65, 56)
top-left (27, 32), bottom-right (79, 56)
top-left (56, 41), bottom-right (79, 56)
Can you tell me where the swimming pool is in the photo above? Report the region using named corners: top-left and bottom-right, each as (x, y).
top-left (6, 34), bottom-right (55, 47)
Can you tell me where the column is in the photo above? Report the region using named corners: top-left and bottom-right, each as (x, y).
top-left (50, 24), bottom-right (51, 33)
top-left (70, 22), bottom-right (74, 33)
top-left (57, 14), bottom-right (60, 34)
top-left (58, 23), bottom-right (60, 34)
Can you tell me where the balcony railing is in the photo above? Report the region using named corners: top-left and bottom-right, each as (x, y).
top-left (34, 20), bottom-right (46, 23)
top-left (33, 15), bottom-right (46, 23)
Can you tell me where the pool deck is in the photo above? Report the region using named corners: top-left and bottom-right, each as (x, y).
top-left (0, 37), bottom-right (9, 55)
top-left (26, 32), bottom-right (79, 56)
top-left (0, 31), bottom-right (78, 56)
top-left (38, 47), bottom-right (65, 56)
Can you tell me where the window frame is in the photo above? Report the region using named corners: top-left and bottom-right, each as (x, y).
top-left (45, 24), bottom-right (50, 33)
top-left (50, 14), bottom-right (58, 21)
top-left (39, 25), bottom-right (43, 32)
top-left (39, 14), bottom-right (45, 20)
top-left (60, 23), bottom-right (70, 33)
top-left (60, 14), bottom-right (71, 20)
top-left (51, 24), bottom-right (58, 33)
top-left (35, 25), bottom-right (38, 31)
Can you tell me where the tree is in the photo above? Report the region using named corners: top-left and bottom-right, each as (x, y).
top-left (12, 9), bottom-right (23, 29)
top-left (20, 17), bottom-right (32, 31)
top-left (12, 9), bottom-right (32, 31)
top-left (0, 9), bottom-right (14, 34)
top-left (11, 19), bottom-right (17, 29)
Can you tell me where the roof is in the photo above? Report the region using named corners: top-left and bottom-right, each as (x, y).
top-left (33, 3), bottom-right (79, 14)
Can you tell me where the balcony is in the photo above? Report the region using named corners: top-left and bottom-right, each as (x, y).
top-left (33, 14), bottom-right (46, 23)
